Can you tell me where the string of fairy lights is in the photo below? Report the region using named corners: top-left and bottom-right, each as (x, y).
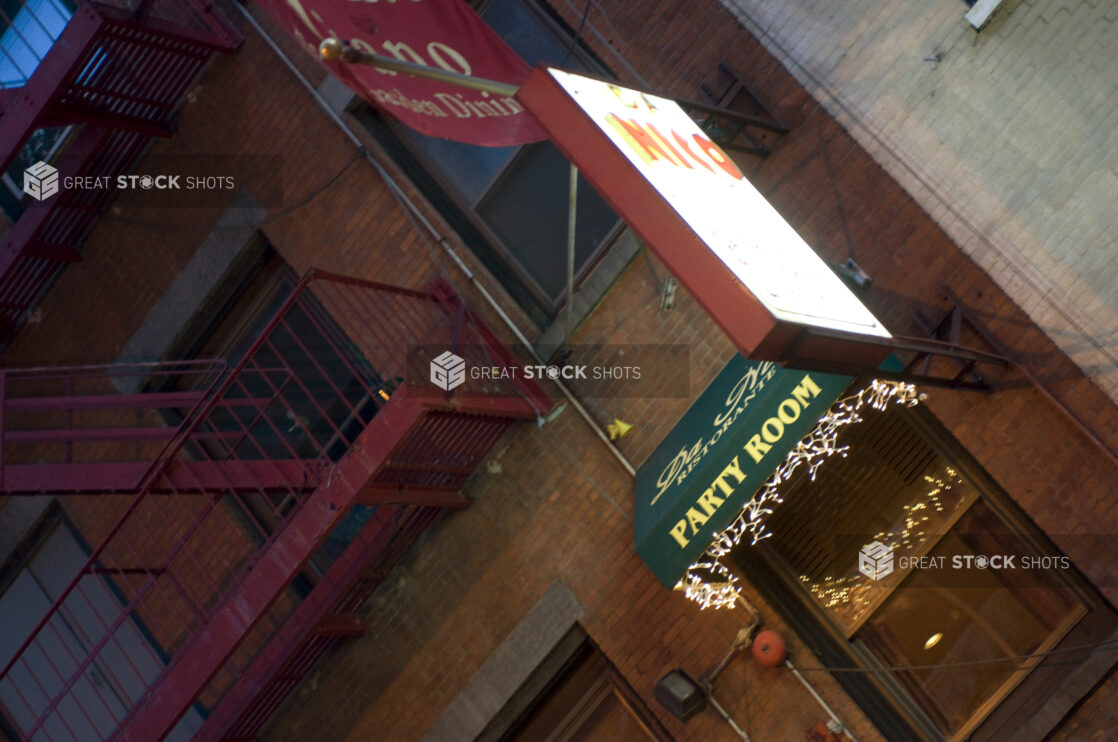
top-left (679, 379), bottom-right (923, 610)
top-left (798, 465), bottom-right (968, 622)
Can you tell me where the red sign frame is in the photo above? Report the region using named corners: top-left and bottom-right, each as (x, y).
top-left (516, 67), bottom-right (891, 369)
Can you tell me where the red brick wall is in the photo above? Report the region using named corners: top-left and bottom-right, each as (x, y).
top-left (1049, 668), bottom-right (1118, 742)
top-left (540, 0), bottom-right (1118, 594)
top-left (1, 0), bottom-right (1113, 739)
top-left (258, 0), bottom-right (1116, 739)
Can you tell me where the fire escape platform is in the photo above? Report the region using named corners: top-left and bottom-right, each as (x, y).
top-left (0, 271), bottom-right (549, 742)
top-left (117, 390), bottom-right (432, 741)
top-left (0, 0), bottom-right (242, 345)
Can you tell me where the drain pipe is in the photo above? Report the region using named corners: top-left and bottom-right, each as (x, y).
top-left (235, 3), bottom-right (636, 476)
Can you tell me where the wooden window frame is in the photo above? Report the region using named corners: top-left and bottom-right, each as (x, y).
top-left (486, 628), bottom-right (674, 742)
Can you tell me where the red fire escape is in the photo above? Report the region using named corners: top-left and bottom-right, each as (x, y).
top-left (0, 270), bottom-right (551, 741)
top-left (0, 0), bottom-right (241, 344)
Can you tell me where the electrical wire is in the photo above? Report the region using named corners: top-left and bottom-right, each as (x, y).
top-left (556, 0), bottom-right (648, 86)
top-left (791, 636), bottom-right (1118, 674)
top-left (99, 151), bottom-right (366, 231)
top-left (743, 651), bottom-right (753, 739)
top-left (558, 0), bottom-right (592, 66)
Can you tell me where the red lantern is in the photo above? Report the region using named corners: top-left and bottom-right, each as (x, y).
top-left (752, 629), bottom-right (786, 667)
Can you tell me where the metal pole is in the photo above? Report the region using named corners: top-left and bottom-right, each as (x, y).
top-left (786, 659), bottom-right (862, 742)
top-left (565, 163), bottom-right (578, 343)
top-left (319, 38), bottom-right (519, 97)
top-left (707, 692), bottom-right (752, 742)
top-left (246, 27), bottom-right (636, 476)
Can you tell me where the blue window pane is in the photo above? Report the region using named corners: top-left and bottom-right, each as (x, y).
top-left (482, 0), bottom-right (574, 68)
top-left (1, 0), bottom-right (73, 87)
top-left (395, 131), bottom-right (518, 205)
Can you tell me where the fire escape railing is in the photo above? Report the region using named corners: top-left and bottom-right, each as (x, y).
top-left (0, 270), bottom-right (550, 742)
top-left (0, 0), bottom-right (241, 348)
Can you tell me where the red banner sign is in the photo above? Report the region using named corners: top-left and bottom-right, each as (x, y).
top-left (259, 0), bottom-right (546, 146)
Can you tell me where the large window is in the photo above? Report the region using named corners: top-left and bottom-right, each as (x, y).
top-left (0, 511), bottom-right (202, 742)
top-left (153, 243), bottom-right (389, 578)
top-left (1, 0), bottom-right (73, 87)
top-left (732, 399), bottom-right (1110, 741)
top-left (358, 0), bottom-right (622, 328)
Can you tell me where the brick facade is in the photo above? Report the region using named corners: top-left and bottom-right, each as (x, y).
top-left (1, 0), bottom-right (1114, 739)
top-left (716, 0), bottom-right (1118, 406)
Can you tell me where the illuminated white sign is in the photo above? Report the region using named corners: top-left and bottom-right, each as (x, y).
top-left (548, 69), bottom-right (890, 339)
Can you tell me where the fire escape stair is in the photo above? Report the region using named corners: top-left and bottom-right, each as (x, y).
top-left (0, 271), bottom-right (550, 742)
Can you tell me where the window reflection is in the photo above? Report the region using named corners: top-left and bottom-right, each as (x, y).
top-left (761, 405), bottom-right (977, 632)
top-left (753, 403), bottom-right (1086, 739)
top-left (388, 0), bottom-right (621, 308)
top-left (858, 502), bottom-right (1084, 737)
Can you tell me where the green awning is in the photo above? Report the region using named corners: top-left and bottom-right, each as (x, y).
top-left (635, 355), bottom-right (850, 587)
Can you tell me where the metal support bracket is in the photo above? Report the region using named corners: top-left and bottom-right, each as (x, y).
top-left (907, 302), bottom-right (1008, 391)
top-left (778, 303), bottom-right (1011, 392)
top-left (690, 62), bottom-right (789, 157)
